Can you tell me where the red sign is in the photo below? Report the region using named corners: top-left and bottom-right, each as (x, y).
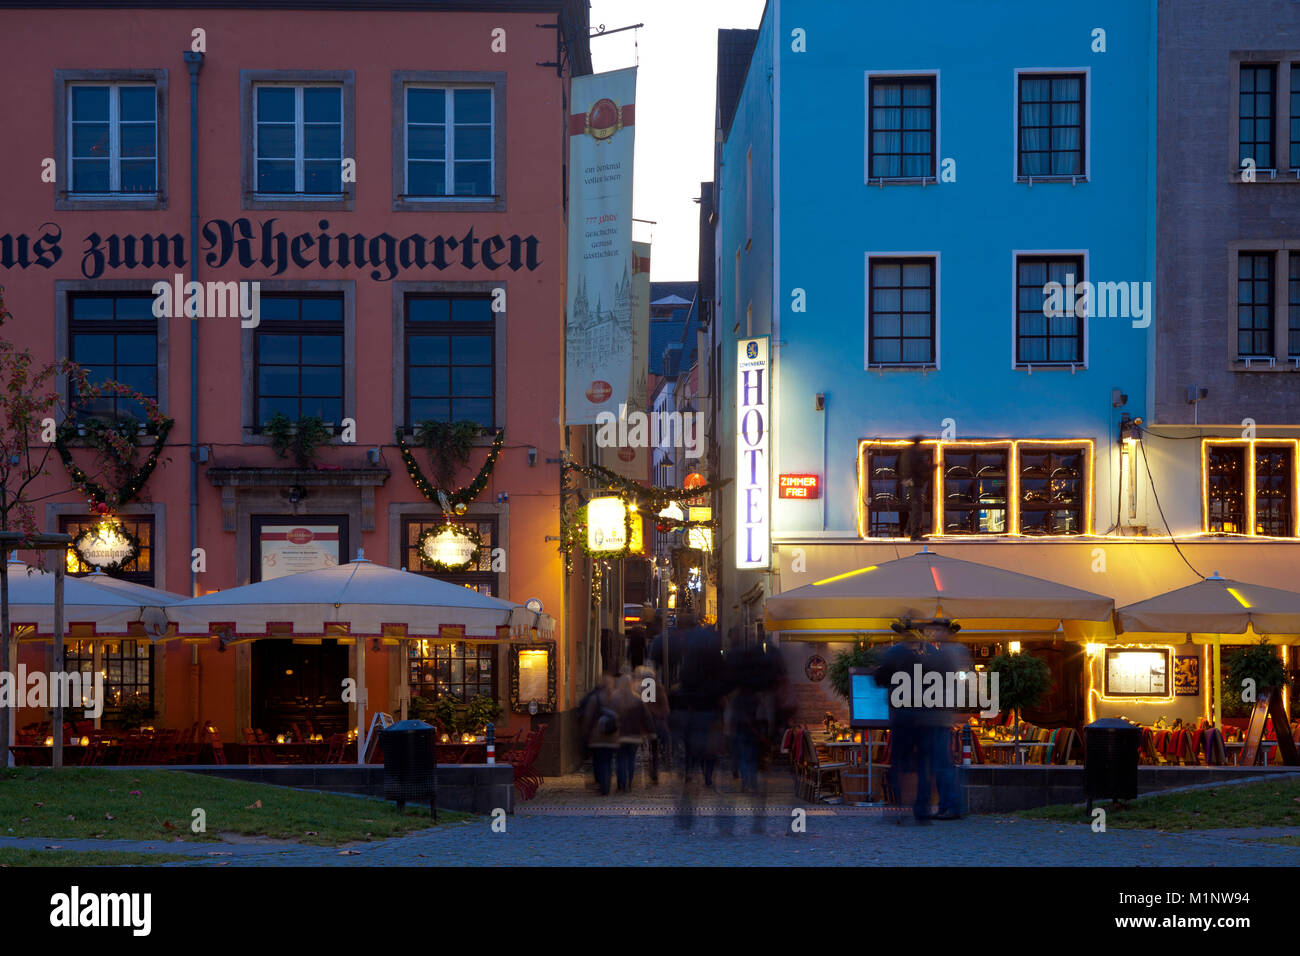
top-left (779, 474), bottom-right (820, 499)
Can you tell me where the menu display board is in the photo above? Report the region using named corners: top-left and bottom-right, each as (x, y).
top-left (259, 524), bottom-right (342, 581)
top-left (1104, 648), bottom-right (1170, 697)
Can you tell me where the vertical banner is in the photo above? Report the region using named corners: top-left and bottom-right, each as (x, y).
top-left (736, 337), bottom-right (771, 569)
top-left (565, 67), bottom-right (638, 425)
top-left (604, 241), bottom-right (651, 480)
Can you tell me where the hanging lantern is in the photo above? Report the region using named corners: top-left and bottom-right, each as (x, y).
top-left (454, 502), bottom-right (468, 515)
top-left (586, 496), bottom-right (628, 553)
top-left (417, 524), bottom-right (482, 572)
top-left (628, 511), bottom-right (645, 554)
top-left (72, 519), bottom-right (140, 573)
top-left (686, 526), bottom-right (713, 552)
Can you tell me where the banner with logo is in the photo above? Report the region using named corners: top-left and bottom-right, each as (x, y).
top-left (565, 67), bottom-right (637, 425)
top-left (603, 240), bottom-right (651, 480)
top-left (259, 524), bottom-right (341, 580)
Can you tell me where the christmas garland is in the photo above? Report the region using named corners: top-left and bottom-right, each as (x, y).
top-left (415, 522), bottom-right (484, 573)
top-left (55, 417), bottom-right (174, 509)
top-left (560, 501), bottom-right (638, 560)
top-left (561, 456), bottom-right (730, 506)
top-left (396, 427), bottom-right (505, 512)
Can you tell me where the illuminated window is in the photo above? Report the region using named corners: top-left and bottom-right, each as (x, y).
top-left (404, 515), bottom-right (498, 595)
top-left (942, 446), bottom-right (1008, 535)
top-left (1206, 445), bottom-right (1247, 533)
top-left (60, 514), bottom-right (154, 583)
top-left (63, 639), bottom-right (153, 719)
top-left (861, 444), bottom-right (934, 538)
top-left (1103, 647), bottom-right (1170, 698)
top-left (1018, 445), bottom-right (1084, 535)
top-left (1255, 444), bottom-right (1294, 536)
top-left (408, 640), bottom-right (495, 704)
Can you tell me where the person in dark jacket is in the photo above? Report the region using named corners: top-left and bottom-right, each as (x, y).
top-left (613, 673), bottom-right (655, 792)
top-left (579, 673), bottom-right (620, 795)
top-left (627, 626), bottom-right (648, 669)
top-left (875, 635), bottom-right (925, 820)
top-left (897, 435), bottom-right (930, 541)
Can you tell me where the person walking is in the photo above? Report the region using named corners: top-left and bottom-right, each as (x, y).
top-left (926, 623), bottom-right (972, 819)
top-left (627, 625), bottom-right (647, 670)
top-left (897, 435), bottom-right (930, 541)
top-left (636, 664), bottom-right (671, 785)
top-left (874, 632), bottom-right (925, 822)
top-left (579, 672), bottom-right (620, 795)
top-left (613, 672), bottom-right (655, 792)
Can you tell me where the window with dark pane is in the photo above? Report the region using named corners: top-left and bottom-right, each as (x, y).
top-left (64, 638), bottom-right (154, 719)
top-left (405, 295), bottom-right (494, 428)
top-left (255, 85), bottom-right (342, 194)
top-left (1291, 66), bottom-right (1300, 169)
top-left (1289, 252), bottom-right (1299, 357)
top-left (69, 84), bottom-right (157, 193)
top-left (1240, 65), bottom-right (1275, 168)
top-left (869, 258), bottom-right (934, 366)
top-left (408, 640), bottom-right (496, 704)
top-left (869, 76), bottom-right (935, 179)
top-left (404, 516), bottom-right (498, 594)
top-left (1018, 73), bottom-right (1084, 177)
top-left (1238, 252), bottom-right (1274, 357)
top-left (942, 447), bottom-right (1008, 534)
top-left (253, 294), bottom-right (344, 427)
top-left (1206, 445), bottom-right (1246, 533)
top-left (405, 86), bottom-right (493, 198)
top-left (863, 444), bottom-right (934, 537)
top-left (60, 515), bottom-right (154, 582)
top-left (1017, 256), bottom-right (1083, 365)
top-left (1018, 446), bottom-right (1084, 535)
top-left (68, 294), bottom-right (158, 420)
top-left (1255, 444), bottom-right (1293, 537)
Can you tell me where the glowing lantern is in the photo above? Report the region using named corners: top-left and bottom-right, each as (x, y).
top-left (586, 497), bottom-right (628, 553)
top-left (72, 519), bottom-right (137, 571)
top-left (418, 525), bottom-right (480, 571)
top-left (687, 527), bottom-right (713, 552)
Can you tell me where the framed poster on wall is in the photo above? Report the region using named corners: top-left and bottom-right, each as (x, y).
top-left (1104, 647), bottom-right (1171, 697)
top-left (1174, 655), bottom-right (1200, 697)
top-left (252, 515), bottom-right (349, 582)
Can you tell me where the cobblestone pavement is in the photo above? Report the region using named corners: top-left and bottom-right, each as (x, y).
top-left (3, 770), bottom-right (1300, 866)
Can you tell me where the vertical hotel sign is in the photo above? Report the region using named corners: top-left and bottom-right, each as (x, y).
top-left (565, 67), bottom-right (637, 425)
top-left (736, 337), bottom-right (770, 569)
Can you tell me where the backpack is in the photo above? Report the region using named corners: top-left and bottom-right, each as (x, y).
top-left (597, 705), bottom-right (620, 737)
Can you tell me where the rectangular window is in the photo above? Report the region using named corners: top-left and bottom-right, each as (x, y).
top-left (869, 76), bottom-right (936, 179)
top-left (1017, 255), bottom-right (1084, 365)
top-left (68, 294), bottom-right (158, 420)
top-left (408, 640), bottom-right (495, 704)
top-left (60, 514), bottom-right (154, 581)
top-left (1290, 252), bottom-right (1300, 357)
top-left (1018, 73), bottom-right (1084, 177)
top-left (1255, 444), bottom-right (1294, 537)
top-left (862, 444), bottom-right (935, 538)
top-left (1206, 445), bottom-right (1247, 533)
top-left (404, 516), bottom-right (499, 594)
top-left (255, 85), bottom-right (342, 194)
top-left (1238, 252), bottom-right (1274, 358)
top-left (405, 87), bottom-right (493, 198)
top-left (1017, 445), bottom-right (1085, 535)
top-left (68, 84), bottom-right (157, 194)
top-left (942, 446), bottom-right (1008, 534)
top-left (1240, 65), bottom-right (1276, 169)
top-left (404, 296), bottom-right (494, 428)
top-left (868, 258), bottom-right (935, 366)
top-left (1291, 66), bottom-right (1300, 170)
top-left (253, 295), bottom-right (344, 427)
top-left (65, 638), bottom-right (154, 718)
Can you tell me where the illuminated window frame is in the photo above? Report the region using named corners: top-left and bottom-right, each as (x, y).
top-left (1199, 438), bottom-right (1300, 537)
top-left (856, 438), bottom-right (1095, 539)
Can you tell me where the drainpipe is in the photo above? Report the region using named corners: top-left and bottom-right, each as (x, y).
top-left (185, 50), bottom-right (204, 722)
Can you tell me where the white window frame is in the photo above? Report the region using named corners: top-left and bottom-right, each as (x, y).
top-left (67, 81), bottom-right (157, 195)
top-left (1010, 248), bottom-right (1091, 371)
top-left (864, 250), bottom-right (941, 370)
top-left (253, 83), bottom-right (344, 197)
top-left (863, 69), bottom-right (941, 185)
top-left (404, 84), bottom-right (495, 200)
top-left (1012, 67), bottom-right (1091, 184)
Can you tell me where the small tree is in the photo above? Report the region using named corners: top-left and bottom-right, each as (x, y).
top-left (828, 643), bottom-right (879, 701)
top-left (987, 650), bottom-right (1053, 762)
top-left (1226, 638), bottom-right (1290, 719)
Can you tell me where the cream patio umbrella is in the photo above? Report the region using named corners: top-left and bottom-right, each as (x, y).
top-left (169, 555), bottom-right (556, 763)
top-left (765, 548), bottom-right (1115, 635)
top-left (1115, 572), bottom-right (1300, 728)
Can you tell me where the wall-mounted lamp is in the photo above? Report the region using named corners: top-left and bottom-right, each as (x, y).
top-left (366, 448), bottom-right (381, 465)
top-left (527, 446), bottom-right (538, 466)
top-left (814, 393), bottom-right (825, 411)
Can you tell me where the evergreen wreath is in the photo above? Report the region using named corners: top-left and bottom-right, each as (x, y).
top-left (415, 522), bottom-right (484, 573)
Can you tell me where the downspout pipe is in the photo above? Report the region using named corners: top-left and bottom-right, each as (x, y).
top-left (184, 50), bottom-right (203, 600)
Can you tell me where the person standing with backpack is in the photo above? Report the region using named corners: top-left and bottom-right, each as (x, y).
top-left (579, 673), bottom-right (620, 795)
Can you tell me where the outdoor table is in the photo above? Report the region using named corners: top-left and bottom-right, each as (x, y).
top-left (978, 740), bottom-right (1052, 764)
top-left (250, 742), bottom-right (329, 764)
top-left (1224, 740), bottom-right (1277, 766)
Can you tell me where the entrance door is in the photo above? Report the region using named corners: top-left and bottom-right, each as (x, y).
top-left (251, 640), bottom-right (350, 738)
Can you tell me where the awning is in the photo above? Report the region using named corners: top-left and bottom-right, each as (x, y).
top-left (1116, 572), bottom-right (1300, 636)
top-left (169, 558), bottom-right (554, 638)
top-left (1, 559), bottom-right (168, 636)
top-left (765, 549), bottom-right (1114, 633)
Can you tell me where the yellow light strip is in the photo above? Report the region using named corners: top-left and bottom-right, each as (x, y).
top-left (813, 565), bottom-right (879, 586)
top-left (1248, 442), bottom-right (1257, 535)
top-left (1226, 587), bottom-right (1251, 608)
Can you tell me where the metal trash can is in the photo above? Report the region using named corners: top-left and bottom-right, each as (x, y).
top-left (1084, 718), bottom-right (1140, 812)
top-left (381, 719), bottom-right (437, 819)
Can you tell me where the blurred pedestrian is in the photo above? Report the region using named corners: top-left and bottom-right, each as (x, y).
top-left (627, 625), bottom-right (647, 669)
top-left (875, 631), bottom-right (925, 821)
top-left (926, 623), bottom-right (971, 820)
top-left (636, 664), bottom-right (670, 785)
top-left (613, 672), bottom-right (654, 792)
top-left (897, 435), bottom-right (930, 541)
top-left (579, 672), bottom-right (620, 795)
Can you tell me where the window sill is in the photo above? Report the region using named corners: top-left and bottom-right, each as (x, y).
top-left (867, 363), bottom-right (937, 371)
top-left (393, 195), bottom-right (504, 213)
top-left (866, 176), bottom-right (938, 187)
top-left (244, 192), bottom-right (354, 212)
top-left (1230, 358), bottom-right (1300, 371)
top-left (1015, 175), bottom-right (1087, 186)
top-left (1015, 362), bottom-right (1087, 372)
top-left (57, 193), bottom-right (166, 211)
top-left (1231, 170), bottom-right (1300, 183)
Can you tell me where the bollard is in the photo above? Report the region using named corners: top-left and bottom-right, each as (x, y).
top-left (486, 722), bottom-right (495, 766)
top-left (961, 724), bottom-right (972, 766)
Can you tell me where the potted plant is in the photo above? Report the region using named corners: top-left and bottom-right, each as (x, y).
top-left (828, 643), bottom-right (879, 701)
top-left (987, 650), bottom-right (1052, 762)
top-left (465, 694), bottom-right (503, 734)
top-left (1225, 638), bottom-right (1290, 719)
top-left (430, 695), bottom-right (462, 736)
top-left (118, 693), bottom-right (156, 732)
top-left (415, 419), bottom-right (484, 488)
top-left (265, 412), bottom-right (332, 468)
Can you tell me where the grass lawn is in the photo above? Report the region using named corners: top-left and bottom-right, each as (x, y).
top-left (1021, 777), bottom-right (1300, 830)
top-left (0, 848), bottom-right (194, 866)
top-left (0, 768), bottom-right (470, 845)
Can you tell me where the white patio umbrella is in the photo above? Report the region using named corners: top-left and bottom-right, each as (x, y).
top-left (169, 556), bottom-right (556, 764)
top-left (2, 559), bottom-right (166, 633)
top-left (79, 572), bottom-right (187, 640)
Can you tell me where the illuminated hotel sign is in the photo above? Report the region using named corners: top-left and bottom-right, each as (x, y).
top-left (779, 474), bottom-right (820, 499)
top-left (736, 337), bottom-right (770, 569)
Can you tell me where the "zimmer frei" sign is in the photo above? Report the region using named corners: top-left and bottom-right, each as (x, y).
top-left (735, 337), bottom-right (770, 570)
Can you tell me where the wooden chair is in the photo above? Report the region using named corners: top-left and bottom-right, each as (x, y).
top-left (325, 733), bottom-right (347, 764)
top-left (505, 724), bottom-right (548, 801)
top-left (799, 729), bottom-right (847, 802)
